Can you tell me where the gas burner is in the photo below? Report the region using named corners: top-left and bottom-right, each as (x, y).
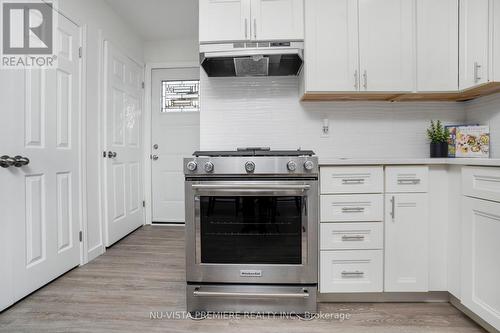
top-left (193, 148), bottom-right (315, 157)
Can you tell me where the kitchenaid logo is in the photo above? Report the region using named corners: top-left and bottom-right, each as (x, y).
top-left (1, 0), bottom-right (57, 68)
top-left (240, 270), bottom-right (262, 277)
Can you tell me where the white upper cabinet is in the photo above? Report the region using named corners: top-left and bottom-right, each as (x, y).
top-left (459, 0), bottom-right (490, 89)
top-left (304, 0), bottom-right (359, 92)
top-left (358, 0), bottom-right (415, 92)
top-left (199, 0), bottom-right (303, 43)
top-left (199, 0), bottom-right (251, 42)
top-left (251, 0), bottom-right (304, 40)
top-left (494, 0), bottom-right (500, 81)
top-left (416, 0), bottom-right (459, 92)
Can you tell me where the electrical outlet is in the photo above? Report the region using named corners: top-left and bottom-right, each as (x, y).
top-left (321, 118), bottom-right (330, 138)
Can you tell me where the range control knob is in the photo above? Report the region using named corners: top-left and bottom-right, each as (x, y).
top-left (304, 160), bottom-right (314, 171)
top-left (287, 161), bottom-right (297, 172)
top-left (204, 162), bottom-right (214, 173)
top-left (186, 161), bottom-right (197, 172)
top-left (245, 161), bottom-right (255, 173)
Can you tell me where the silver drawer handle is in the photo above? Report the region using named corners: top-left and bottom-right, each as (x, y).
top-left (193, 288), bottom-right (309, 299)
top-left (342, 178), bottom-right (365, 184)
top-left (341, 271), bottom-right (365, 278)
top-left (341, 235), bottom-right (365, 241)
top-left (341, 207), bottom-right (365, 213)
top-left (397, 179), bottom-right (420, 185)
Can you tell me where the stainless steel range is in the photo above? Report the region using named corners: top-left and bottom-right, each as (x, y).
top-left (184, 148), bottom-right (318, 315)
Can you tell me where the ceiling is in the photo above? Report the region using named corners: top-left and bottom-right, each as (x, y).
top-left (104, 0), bottom-right (198, 41)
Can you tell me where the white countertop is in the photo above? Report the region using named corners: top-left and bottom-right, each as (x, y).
top-left (319, 157), bottom-right (500, 167)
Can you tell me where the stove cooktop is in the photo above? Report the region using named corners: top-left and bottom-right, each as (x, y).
top-left (193, 148), bottom-right (315, 157)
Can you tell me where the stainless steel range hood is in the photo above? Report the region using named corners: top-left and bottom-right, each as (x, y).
top-left (200, 41), bottom-right (304, 77)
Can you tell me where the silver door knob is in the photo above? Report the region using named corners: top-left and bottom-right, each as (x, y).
top-left (152, 155), bottom-right (159, 161)
top-left (13, 156), bottom-right (30, 167)
top-left (0, 155), bottom-right (16, 168)
top-left (107, 151), bottom-right (117, 158)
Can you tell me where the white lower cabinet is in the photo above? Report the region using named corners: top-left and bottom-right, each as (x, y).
top-left (320, 250), bottom-right (383, 293)
top-left (384, 193), bottom-right (429, 292)
top-left (320, 222), bottom-right (383, 250)
top-left (462, 196), bottom-right (500, 330)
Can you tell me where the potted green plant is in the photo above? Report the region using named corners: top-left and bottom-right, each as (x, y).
top-left (427, 120), bottom-right (450, 158)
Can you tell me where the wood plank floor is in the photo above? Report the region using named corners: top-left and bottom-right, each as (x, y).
top-left (0, 226), bottom-right (485, 333)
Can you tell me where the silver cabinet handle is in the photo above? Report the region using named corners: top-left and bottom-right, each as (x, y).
top-left (245, 18), bottom-right (248, 39)
top-left (253, 18), bottom-right (257, 39)
top-left (363, 70), bottom-right (368, 90)
top-left (474, 62), bottom-right (482, 83)
top-left (354, 70), bottom-right (359, 90)
top-left (341, 271), bottom-right (365, 278)
top-left (341, 235), bottom-right (365, 241)
top-left (341, 207), bottom-right (365, 213)
top-left (342, 178), bottom-right (365, 185)
top-left (390, 195), bottom-right (395, 220)
top-left (397, 178), bottom-right (420, 185)
top-left (193, 288), bottom-right (309, 299)
top-left (0, 155), bottom-right (16, 168)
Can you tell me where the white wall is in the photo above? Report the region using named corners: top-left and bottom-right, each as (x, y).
top-left (200, 74), bottom-right (466, 158)
top-left (465, 93), bottom-right (500, 158)
top-left (144, 39), bottom-right (198, 64)
top-left (59, 0), bottom-right (144, 262)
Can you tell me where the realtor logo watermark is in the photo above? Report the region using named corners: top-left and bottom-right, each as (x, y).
top-left (1, 0), bottom-right (57, 68)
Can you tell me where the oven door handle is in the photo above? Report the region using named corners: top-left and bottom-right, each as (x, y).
top-left (191, 184), bottom-right (311, 192)
top-left (193, 288), bottom-right (310, 299)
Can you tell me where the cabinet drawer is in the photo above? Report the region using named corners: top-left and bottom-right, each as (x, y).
top-left (462, 166), bottom-right (500, 203)
top-left (320, 166), bottom-right (384, 194)
top-left (320, 194), bottom-right (384, 222)
top-left (321, 222), bottom-right (383, 250)
top-left (385, 166), bottom-right (429, 193)
top-left (320, 250), bottom-right (383, 293)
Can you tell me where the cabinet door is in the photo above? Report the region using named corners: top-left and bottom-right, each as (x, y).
top-left (494, 0), bottom-right (500, 82)
top-left (358, 0), bottom-right (414, 92)
top-left (199, 0), bottom-right (251, 42)
top-left (304, 0), bottom-right (359, 92)
top-left (385, 193), bottom-right (429, 292)
top-left (416, 0), bottom-right (459, 92)
top-left (459, 0), bottom-right (490, 89)
top-left (251, 0), bottom-right (304, 40)
top-left (462, 197), bottom-right (500, 330)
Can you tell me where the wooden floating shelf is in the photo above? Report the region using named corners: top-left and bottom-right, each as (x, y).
top-left (301, 82), bottom-right (500, 102)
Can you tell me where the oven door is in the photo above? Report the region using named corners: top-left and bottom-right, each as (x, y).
top-left (185, 179), bottom-right (318, 284)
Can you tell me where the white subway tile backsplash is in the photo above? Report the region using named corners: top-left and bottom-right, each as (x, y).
top-left (465, 94), bottom-right (500, 158)
top-left (200, 73), bottom-right (466, 158)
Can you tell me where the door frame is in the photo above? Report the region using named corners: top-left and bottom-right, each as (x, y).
top-left (99, 37), bottom-right (146, 248)
top-left (143, 61), bottom-right (199, 225)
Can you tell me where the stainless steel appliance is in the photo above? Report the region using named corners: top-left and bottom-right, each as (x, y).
top-left (199, 42), bottom-right (304, 77)
top-left (184, 148), bottom-right (318, 314)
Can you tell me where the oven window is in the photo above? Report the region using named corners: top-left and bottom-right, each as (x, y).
top-left (200, 196), bottom-right (303, 264)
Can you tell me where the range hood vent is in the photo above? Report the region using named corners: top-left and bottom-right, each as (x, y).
top-left (200, 41), bottom-right (303, 77)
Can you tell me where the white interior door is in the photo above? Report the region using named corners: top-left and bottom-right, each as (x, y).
top-left (0, 14), bottom-right (81, 311)
top-left (104, 41), bottom-right (144, 246)
top-left (151, 68), bottom-right (200, 223)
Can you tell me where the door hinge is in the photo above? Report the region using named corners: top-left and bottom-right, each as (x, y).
top-left (79, 231), bottom-right (83, 242)
top-left (141, 81), bottom-right (145, 89)
top-left (78, 47), bottom-right (82, 58)
top-left (142, 200), bottom-right (146, 208)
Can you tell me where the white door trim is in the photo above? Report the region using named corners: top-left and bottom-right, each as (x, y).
top-left (143, 61), bottom-right (199, 225)
top-left (79, 24), bottom-right (88, 265)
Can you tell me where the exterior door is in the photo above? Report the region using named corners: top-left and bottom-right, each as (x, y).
top-left (304, 0), bottom-right (359, 92)
top-left (251, 0), bottom-right (304, 40)
top-left (0, 14), bottom-right (81, 311)
top-left (199, 0), bottom-right (251, 42)
top-left (358, 0), bottom-right (414, 91)
top-left (151, 68), bottom-right (200, 223)
top-left (459, 0), bottom-right (490, 89)
top-left (385, 193), bottom-right (429, 292)
top-left (104, 41), bottom-right (144, 246)
top-left (462, 197), bottom-right (500, 330)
